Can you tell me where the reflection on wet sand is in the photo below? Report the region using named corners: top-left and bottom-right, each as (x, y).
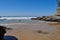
top-left (0, 22), bottom-right (60, 40)
top-left (35, 30), bottom-right (49, 34)
top-left (47, 22), bottom-right (60, 40)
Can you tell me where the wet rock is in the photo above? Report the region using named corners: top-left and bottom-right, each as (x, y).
top-left (0, 26), bottom-right (7, 40)
top-left (0, 26), bottom-right (13, 40)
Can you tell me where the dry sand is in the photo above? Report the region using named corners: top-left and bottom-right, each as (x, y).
top-left (0, 22), bottom-right (60, 40)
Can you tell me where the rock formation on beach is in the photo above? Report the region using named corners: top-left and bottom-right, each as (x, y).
top-left (55, 0), bottom-right (60, 16)
top-left (31, 0), bottom-right (60, 22)
top-left (0, 26), bottom-right (6, 40)
top-left (0, 26), bottom-right (13, 40)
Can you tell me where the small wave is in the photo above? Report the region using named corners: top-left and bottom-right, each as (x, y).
top-left (0, 17), bottom-right (36, 20)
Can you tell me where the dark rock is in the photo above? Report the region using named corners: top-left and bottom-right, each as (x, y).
top-left (0, 26), bottom-right (6, 40)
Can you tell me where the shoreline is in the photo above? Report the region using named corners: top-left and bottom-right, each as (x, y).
top-left (0, 22), bottom-right (59, 40)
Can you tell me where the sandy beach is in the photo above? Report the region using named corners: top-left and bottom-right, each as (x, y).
top-left (0, 22), bottom-right (60, 40)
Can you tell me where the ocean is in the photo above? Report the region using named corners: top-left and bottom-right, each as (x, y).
top-left (0, 16), bottom-right (41, 24)
top-left (0, 17), bottom-right (57, 32)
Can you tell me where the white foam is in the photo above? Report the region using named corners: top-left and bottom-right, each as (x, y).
top-left (0, 17), bottom-right (36, 20)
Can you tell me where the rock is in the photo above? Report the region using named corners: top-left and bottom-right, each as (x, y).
top-left (0, 26), bottom-right (6, 40)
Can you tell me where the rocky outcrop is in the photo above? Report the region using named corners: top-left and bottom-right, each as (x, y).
top-left (31, 16), bottom-right (41, 20)
top-left (31, 16), bottom-right (60, 22)
top-left (0, 26), bottom-right (13, 40)
top-left (31, 16), bottom-right (52, 20)
top-left (31, 0), bottom-right (60, 22)
top-left (0, 26), bottom-right (6, 40)
top-left (55, 0), bottom-right (60, 16)
top-left (55, 7), bottom-right (60, 16)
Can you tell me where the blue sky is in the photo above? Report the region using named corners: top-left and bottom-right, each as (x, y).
top-left (0, 0), bottom-right (57, 16)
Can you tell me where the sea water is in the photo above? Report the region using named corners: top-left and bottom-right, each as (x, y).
top-left (0, 16), bottom-right (57, 33)
top-left (0, 19), bottom-right (41, 24)
top-left (0, 16), bottom-right (39, 24)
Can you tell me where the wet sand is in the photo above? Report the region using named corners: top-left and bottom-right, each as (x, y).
top-left (0, 22), bottom-right (60, 40)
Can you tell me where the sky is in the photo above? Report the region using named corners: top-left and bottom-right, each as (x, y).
top-left (0, 0), bottom-right (57, 16)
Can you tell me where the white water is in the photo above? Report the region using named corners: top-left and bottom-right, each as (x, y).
top-left (0, 17), bottom-right (36, 20)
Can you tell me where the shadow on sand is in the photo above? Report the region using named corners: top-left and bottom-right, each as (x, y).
top-left (35, 30), bottom-right (49, 34)
top-left (4, 36), bottom-right (18, 40)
